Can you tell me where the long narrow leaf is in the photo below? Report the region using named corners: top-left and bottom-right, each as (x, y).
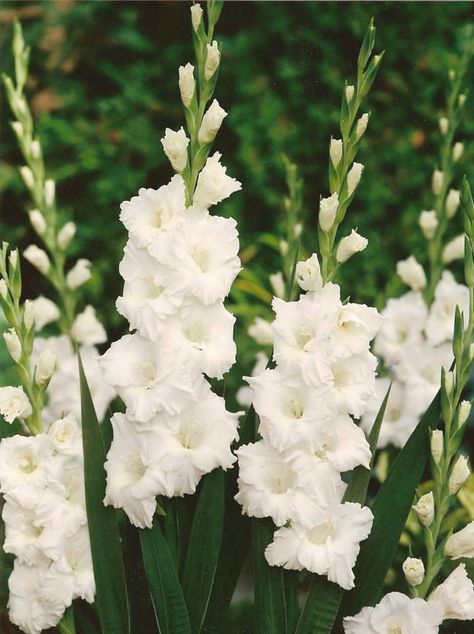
top-left (79, 354), bottom-right (130, 634)
top-left (140, 521), bottom-right (191, 634)
top-left (182, 468), bottom-right (225, 633)
top-left (294, 385), bottom-right (391, 634)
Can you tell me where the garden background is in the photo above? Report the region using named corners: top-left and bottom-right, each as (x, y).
top-left (1, 1), bottom-right (474, 632)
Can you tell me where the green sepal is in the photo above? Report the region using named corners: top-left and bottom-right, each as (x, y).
top-left (357, 18), bottom-right (376, 73)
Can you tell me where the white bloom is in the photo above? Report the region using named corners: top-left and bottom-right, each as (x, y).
top-left (56, 526), bottom-right (95, 603)
top-left (71, 305), bottom-right (107, 346)
top-left (265, 503), bottom-right (373, 590)
top-left (149, 207), bottom-right (241, 305)
top-left (66, 259), bottom-right (92, 290)
top-left (319, 194), bottom-right (339, 232)
top-left (396, 255), bottom-right (426, 290)
top-left (48, 415), bottom-right (82, 456)
top-left (374, 292), bottom-right (428, 365)
top-left (179, 63), bottom-right (195, 107)
top-left (442, 234), bottom-right (465, 263)
top-left (29, 209), bottom-right (47, 235)
top-left (23, 245), bottom-right (50, 275)
top-left (57, 221), bottom-right (76, 250)
top-left (0, 434), bottom-right (54, 496)
top-left (4, 328), bottom-right (21, 362)
top-left (35, 347), bottom-right (56, 384)
top-left (161, 127), bottom-right (189, 173)
top-left (446, 188), bottom-right (460, 218)
top-left (29, 296), bottom-right (60, 331)
top-left (330, 302), bottom-right (380, 358)
top-left (120, 175), bottom-right (186, 249)
top-left (204, 40), bottom-right (220, 80)
top-left (336, 230), bottom-right (368, 263)
top-left (99, 333), bottom-right (194, 423)
top-left (429, 563), bottom-right (474, 621)
top-left (425, 271), bottom-right (469, 345)
top-left (326, 351), bottom-right (378, 418)
top-left (270, 271), bottom-right (285, 299)
top-left (346, 163), bottom-right (364, 196)
top-left (8, 559), bottom-right (73, 634)
top-left (193, 152), bottom-right (241, 208)
top-left (236, 352), bottom-right (268, 407)
top-left (2, 495), bottom-right (48, 566)
top-left (0, 386), bottom-right (32, 423)
top-left (432, 169), bottom-right (444, 195)
top-left (453, 141), bottom-right (464, 162)
top-left (198, 100), bottom-right (227, 145)
top-left (330, 138), bottom-right (343, 168)
top-left (343, 592), bottom-right (443, 634)
top-left (419, 210), bottom-right (438, 239)
top-left (296, 254), bottom-right (323, 292)
top-left (413, 492), bottom-right (434, 527)
top-left (402, 557), bottom-right (425, 586)
top-left (445, 521), bottom-right (474, 559)
top-left (248, 317), bottom-right (273, 345)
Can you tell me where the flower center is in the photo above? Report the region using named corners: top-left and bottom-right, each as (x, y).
top-left (266, 468), bottom-right (295, 494)
top-left (308, 522), bottom-right (335, 545)
top-left (295, 325), bottom-right (314, 350)
top-left (125, 454), bottom-right (147, 483)
top-left (135, 360), bottom-right (157, 387)
top-left (182, 321), bottom-right (207, 347)
top-left (177, 422), bottom-right (203, 449)
top-left (191, 246), bottom-right (212, 272)
top-left (388, 628), bottom-right (402, 634)
top-left (17, 449), bottom-right (38, 474)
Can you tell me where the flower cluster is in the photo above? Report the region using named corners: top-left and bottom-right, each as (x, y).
top-left (362, 271), bottom-right (468, 447)
top-left (0, 415), bottom-right (94, 634)
top-left (235, 254), bottom-right (381, 590)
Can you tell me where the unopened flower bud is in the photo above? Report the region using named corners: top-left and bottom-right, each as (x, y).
top-left (330, 138), bottom-right (343, 168)
top-left (419, 210), bottom-right (438, 239)
top-left (347, 162), bottom-right (364, 195)
top-left (66, 259), bottom-right (92, 290)
top-left (296, 254), bottom-right (322, 292)
top-left (449, 455), bottom-right (470, 495)
top-left (35, 348), bottom-right (56, 384)
top-left (191, 4), bottom-right (203, 32)
top-left (9, 250), bottom-right (18, 271)
top-left (432, 169), bottom-right (444, 195)
top-left (470, 343), bottom-right (474, 361)
top-left (279, 240), bottom-right (288, 257)
top-left (439, 117), bottom-right (449, 135)
top-left (402, 557), bottom-right (425, 587)
top-left (198, 99), bottom-right (227, 145)
top-left (29, 296), bottom-right (60, 331)
top-left (23, 245), bottom-right (50, 275)
top-left (453, 142), bottom-right (464, 163)
top-left (3, 329), bottom-right (21, 363)
top-left (57, 222), bottom-right (76, 250)
top-left (412, 492), bottom-right (434, 527)
top-left (293, 223), bottom-right (303, 239)
top-left (396, 256), bottom-right (426, 290)
top-left (44, 179), bottom-right (55, 207)
top-left (23, 300), bottom-right (34, 330)
top-left (444, 370), bottom-right (454, 395)
top-left (458, 401), bottom-right (471, 427)
top-left (336, 229), bottom-right (368, 263)
top-left (458, 94), bottom-right (466, 108)
top-left (0, 280), bottom-right (8, 300)
top-left (20, 166), bottom-right (34, 189)
top-left (449, 69), bottom-right (456, 81)
top-left (270, 271), bottom-right (285, 299)
top-left (11, 121), bottom-right (23, 137)
top-left (431, 430), bottom-right (443, 465)
top-left (445, 522), bottom-right (474, 559)
top-left (442, 234), bottom-right (465, 264)
top-left (345, 85), bottom-right (355, 102)
top-left (31, 139), bottom-right (41, 160)
top-left (29, 209), bottom-right (47, 235)
top-left (319, 193), bottom-right (339, 231)
top-left (205, 41), bottom-right (220, 81)
top-left (355, 113), bottom-right (369, 139)
top-left (178, 63), bottom-right (195, 108)
top-left (161, 127), bottom-right (189, 173)
top-left (446, 189), bottom-right (460, 218)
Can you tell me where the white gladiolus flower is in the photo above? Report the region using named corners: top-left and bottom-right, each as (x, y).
top-left (236, 352), bottom-right (268, 407)
top-left (295, 254), bottom-right (323, 292)
top-left (453, 141), bottom-right (464, 162)
top-left (412, 492), bottom-right (434, 527)
top-left (71, 306), bottom-right (107, 346)
top-left (0, 435), bottom-right (53, 495)
top-left (402, 557), bottom-right (424, 586)
top-left (66, 259), bottom-right (92, 290)
top-left (270, 271), bottom-right (285, 299)
top-left (0, 386), bottom-right (32, 423)
top-left (149, 207), bottom-right (241, 305)
top-left (29, 209), bottom-right (47, 235)
top-left (193, 152), bottom-right (241, 208)
top-left (54, 526), bottom-right (95, 603)
top-left (346, 162), bottom-right (364, 196)
top-left (448, 455), bottom-right (470, 494)
top-left (24, 245), bottom-right (50, 275)
top-left (429, 564), bottom-right (474, 621)
top-left (4, 328), bottom-right (22, 362)
top-left (442, 234), bottom-right (465, 263)
top-left (396, 255), bottom-right (426, 290)
top-left (330, 303), bottom-right (381, 358)
top-left (161, 127), bottom-right (189, 172)
top-left (419, 209), bottom-right (438, 239)
top-left (425, 271), bottom-right (469, 345)
top-left (248, 317), bottom-right (273, 345)
top-left (57, 222), bottom-right (76, 250)
top-left (44, 179), bottom-right (55, 207)
top-left (445, 522), bottom-right (474, 559)
top-left (319, 194), bottom-right (339, 232)
top-left (2, 496), bottom-right (48, 566)
top-left (326, 351), bottom-right (378, 418)
top-left (330, 138), bottom-right (343, 168)
top-left (198, 100), bottom-right (227, 145)
top-left (432, 169), bottom-right (444, 195)
top-left (47, 415), bottom-right (82, 457)
top-left (120, 175), bottom-right (186, 249)
top-left (336, 230), bottom-right (368, 263)
top-left (99, 333), bottom-right (194, 423)
top-left (343, 592), bottom-right (443, 634)
top-left (190, 3), bottom-right (203, 31)
top-left (178, 63), bottom-right (195, 107)
top-left (446, 188), bottom-right (460, 218)
top-left (35, 348), bottom-right (56, 384)
top-left (205, 40), bottom-right (220, 80)
top-left (265, 503), bottom-right (373, 590)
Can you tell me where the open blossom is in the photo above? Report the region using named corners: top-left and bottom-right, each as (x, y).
top-left (429, 564), bottom-right (474, 621)
top-left (295, 253), bottom-right (323, 292)
top-left (66, 259), bottom-right (91, 291)
top-left (445, 521), bottom-right (474, 559)
top-left (236, 351), bottom-right (268, 407)
top-left (0, 386), bottom-right (32, 423)
top-left (396, 255), bottom-right (426, 290)
top-left (248, 316), bottom-right (273, 345)
top-left (193, 152), bottom-right (241, 208)
top-left (71, 305), bottom-right (107, 346)
top-left (336, 230), bottom-right (368, 263)
top-left (29, 296), bottom-right (60, 331)
top-left (425, 271), bottom-right (469, 345)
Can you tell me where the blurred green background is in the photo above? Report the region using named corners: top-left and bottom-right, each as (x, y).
top-left (1, 3), bottom-right (474, 631)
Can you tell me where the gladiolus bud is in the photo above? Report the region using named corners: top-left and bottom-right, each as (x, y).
top-left (198, 100), bottom-right (227, 145)
top-left (270, 272), bottom-right (285, 299)
top-left (29, 209), bottom-right (47, 236)
top-left (35, 349), bottom-right (56, 384)
top-left (402, 557), bottom-right (425, 586)
top-left (355, 113), bottom-right (369, 139)
top-left (11, 121), bottom-right (23, 137)
top-left (3, 329), bottom-right (21, 363)
top-left (453, 142), bottom-right (464, 163)
top-left (205, 41), bottom-right (220, 81)
top-left (432, 169), bottom-right (444, 195)
top-left (444, 370), bottom-right (454, 395)
top-left (31, 140), bottom-right (41, 160)
top-left (459, 94), bottom-right (466, 107)
top-left (449, 455), bottom-right (470, 494)
top-left (178, 63), bottom-right (195, 108)
top-left (296, 254), bottom-right (322, 292)
top-left (20, 166), bottom-right (34, 189)
top-left (439, 117), bottom-right (449, 135)
top-left (431, 430), bottom-right (443, 465)
top-left (336, 230), bottom-right (368, 263)
top-left (23, 300), bottom-right (34, 330)
top-left (445, 522), bottom-right (474, 559)
top-left (345, 85), bottom-right (355, 102)
top-left (442, 234), bottom-right (465, 263)
top-left (319, 193), bottom-right (339, 231)
top-left (161, 128), bottom-right (189, 173)
top-left (347, 162), bottom-right (364, 195)
top-left (396, 256), bottom-right (426, 290)
top-left (57, 222), bottom-right (76, 250)
top-left (44, 179), bottom-right (55, 207)
top-left (446, 189), bottom-right (460, 218)
top-left (191, 4), bottom-right (203, 31)
top-left (412, 492), bottom-right (434, 527)
top-left (23, 245), bottom-right (50, 275)
top-left (419, 210), bottom-right (438, 239)
top-left (458, 401), bottom-right (471, 427)
top-left (66, 259), bottom-right (92, 290)
top-left (330, 138), bottom-right (343, 168)
top-left (0, 280), bottom-right (8, 300)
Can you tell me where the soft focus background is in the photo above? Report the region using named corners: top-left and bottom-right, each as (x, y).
top-left (1, 2), bottom-right (474, 632)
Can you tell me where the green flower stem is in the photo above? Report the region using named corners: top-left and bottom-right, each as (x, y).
top-left (281, 155), bottom-right (304, 300)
